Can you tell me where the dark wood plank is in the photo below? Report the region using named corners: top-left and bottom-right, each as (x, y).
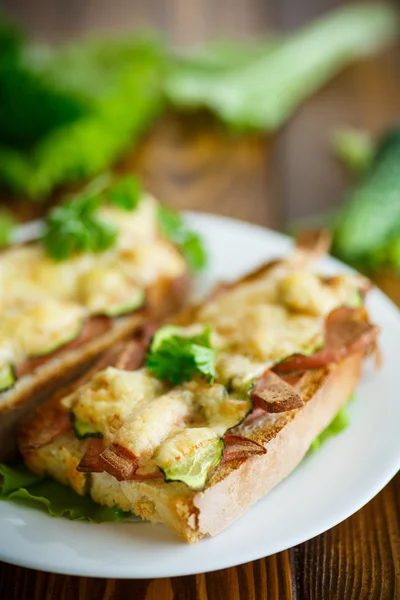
top-left (294, 473), bottom-right (400, 600)
top-left (0, 551), bottom-right (294, 600)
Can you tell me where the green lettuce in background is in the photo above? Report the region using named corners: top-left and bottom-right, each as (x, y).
top-left (0, 3), bottom-right (398, 201)
top-left (165, 4), bottom-right (398, 131)
top-left (0, 26), bottom-right (167, 199)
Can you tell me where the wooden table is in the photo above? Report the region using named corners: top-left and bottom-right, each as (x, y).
top-left (1, 1), bottom-right (400, 597)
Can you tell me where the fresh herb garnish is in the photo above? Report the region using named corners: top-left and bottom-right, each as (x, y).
top-left (42, 192), bottom-right (117, 260)
top-left (108, 175), bottom-right (141, 211)
top-left (157, 204), bottom-right (207, 272)
top-left (146, 325), bottom-right (215, 385)
top-left (42, 174), bottom-right (141, 260)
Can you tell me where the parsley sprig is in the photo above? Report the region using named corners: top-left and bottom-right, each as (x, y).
top-left (42, 174), bottom-right (141, 260)
top-left (0, 209), bottom-right (16, 247)
top-left (146, 325), bottom-right (215, 385)
top-left (157, 205), bottom-right (207, 272)
top-left (108, 175), bottom-right (141, 211)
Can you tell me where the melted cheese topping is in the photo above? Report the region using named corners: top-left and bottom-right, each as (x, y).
top-left (0, 300), bottom-right (85, 364)
top-left (62, 367), bottom-right (165, 441)
top-left (113, 389), bottom-right (194, 465)
top-left (0, 196), bottom-right (186, 367)
top-left (62, 262), bottom-right (362, 477)
top-left (196, 265), bottom-right (360, 388)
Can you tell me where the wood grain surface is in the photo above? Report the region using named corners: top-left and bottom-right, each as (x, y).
top-left (1, 1), bottom-right (400, 598)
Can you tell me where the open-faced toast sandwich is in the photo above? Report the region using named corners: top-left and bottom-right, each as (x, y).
top-left (18, 232), bottom-right (379, 542)
top-left (0, 177), bottom-right (201, 460)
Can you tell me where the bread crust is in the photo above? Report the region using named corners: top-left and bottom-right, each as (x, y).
top-left (0, 271), bottom-right (191, 462)
top-left (20, 352), bottom-right (364, 542)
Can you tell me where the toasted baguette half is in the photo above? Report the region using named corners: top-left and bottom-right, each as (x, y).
top-left (19, 351), bottom-right (364, 542)
top-left (18, 241), bottom-right (377, 542)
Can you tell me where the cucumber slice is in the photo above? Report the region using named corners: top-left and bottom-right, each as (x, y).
top-left (0, 364), bottom-right (16, 393)
top-left (70, 413), bottom-right (103, 440)
top-left (29, 318), bottom-right (85, 358)
top-left (102, 287), bottom-right (145, 318)
top-left (199, 384), bottom-right (253, 435)
top-left (155, 429), bottom-right (224, 490)
top-left (150, 325), bottom-right (184, 351)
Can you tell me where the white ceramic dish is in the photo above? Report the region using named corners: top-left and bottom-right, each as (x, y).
top-left (1, 212), bottom-right (399, 578)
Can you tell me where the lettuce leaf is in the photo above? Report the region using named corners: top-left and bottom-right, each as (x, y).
top-left (166, 4), bottom-right (398, 132)
top-left (0, 463), bottom-right (132, 522)
top-left (308, 406), bottom-right (350, 454)
top-left (0, 36), bottom-right (166, 200)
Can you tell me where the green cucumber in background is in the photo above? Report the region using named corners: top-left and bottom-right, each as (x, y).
top-left (333, 127), bottom-right (400, 273)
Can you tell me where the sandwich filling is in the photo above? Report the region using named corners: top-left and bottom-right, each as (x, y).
top-left (29, 261), bottom-right (377, 491)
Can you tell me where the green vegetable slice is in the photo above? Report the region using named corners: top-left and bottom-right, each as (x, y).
top-left (199, 384), bottom-right (253, 434)
top-left (70, 413), bottom-right (103, 440)
top-left (29, 317), bottom-right (84, 358)
top-left (156, 433), bottom-right (224, 491)
top-left (0, 364), bottom-right (16, 393)
top-left (333, 126), bottom-right (400, 271)
top-left (101, 287), bottom-right (145, 318)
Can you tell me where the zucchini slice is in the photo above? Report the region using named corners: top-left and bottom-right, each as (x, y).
top-left (0, 364), bottom-right (16, 393)
top-left (198, 384), bottom-right (253, 435)
top-left (29, 318), bottom-right (84, 358)
top-left (155, 428), bottom-right (224, 490)
top-left (70, 413), bottom-right (103, 440)
top-left (102, 287), bottom-right (145, 318)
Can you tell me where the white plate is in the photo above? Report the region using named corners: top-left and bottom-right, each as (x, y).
top-left (1, 212), bottom-right (400, 578)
